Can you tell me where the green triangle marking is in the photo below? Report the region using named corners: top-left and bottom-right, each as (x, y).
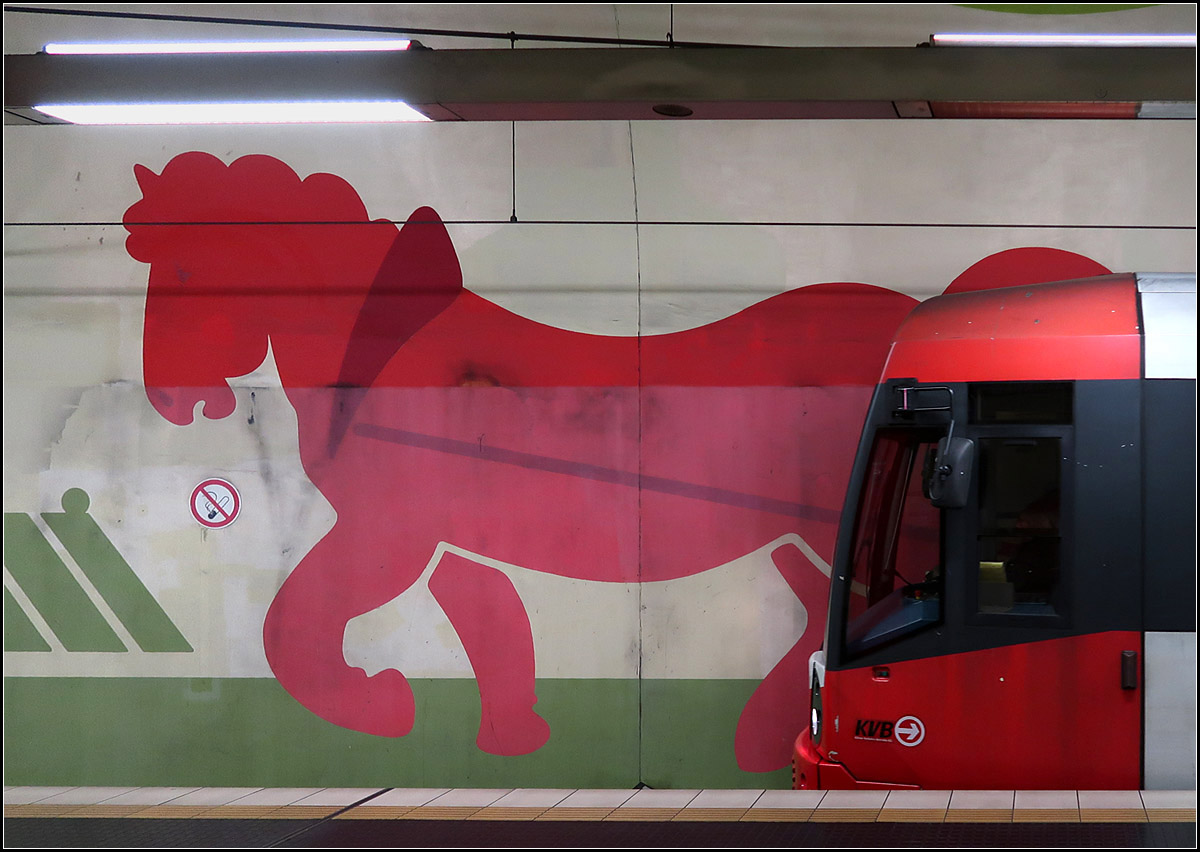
top-left (41, 489), bottom-right (192, 653)
top-left (4, 586), bottom-right (52, 652)
top-left (3, 512), bottom-right (126, 652)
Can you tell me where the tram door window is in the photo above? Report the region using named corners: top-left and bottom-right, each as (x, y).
top-left (968, 382), bottom-right (1072, 620)
top-left (975, 437), bottom-right (1062, 615)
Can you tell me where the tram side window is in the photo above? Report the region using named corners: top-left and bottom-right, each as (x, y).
top-left (844, 431), bottom-right (943, 657)
top-left (969, 381), bottom-right (1072, 424)
top-left (975, 437), bottom-right (1062, 616)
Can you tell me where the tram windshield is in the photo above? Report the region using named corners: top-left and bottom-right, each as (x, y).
top-left (843, 429), bottom-right (943, 656)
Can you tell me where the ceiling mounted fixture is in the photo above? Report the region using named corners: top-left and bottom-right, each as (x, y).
top-left (930, 33), bottom-right (1196, 48)
top-left (652, 104), bottom-right (694, 117)
top-left (7, 46), bottom-right (1194, 125)
top-left (43, 39), bottom-right (413, 54)
top-left (31, 100), bottom-right (431, 125)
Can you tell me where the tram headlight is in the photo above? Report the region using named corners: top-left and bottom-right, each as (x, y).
top-left (810, 675), bottom-right (823, 745)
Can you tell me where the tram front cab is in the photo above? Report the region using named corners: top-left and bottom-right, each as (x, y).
top-left (794, 274), bottom-right (1196, 791)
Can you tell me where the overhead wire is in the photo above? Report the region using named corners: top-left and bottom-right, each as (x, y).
top-left (2, 5), bottom-right (765, 49)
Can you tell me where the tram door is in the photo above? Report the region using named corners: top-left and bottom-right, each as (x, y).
top-left (954, 390), bottom-right (1141, 791)
top-left (832, 381), bottom-right (1142, 789)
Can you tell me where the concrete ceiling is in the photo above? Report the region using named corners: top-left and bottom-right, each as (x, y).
top-left (4, 4), bottom-right (1196, 124)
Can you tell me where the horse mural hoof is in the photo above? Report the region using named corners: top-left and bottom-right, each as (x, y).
top-left (296, 666), bottom-right (418, 738)
top-left (477, 708), bottom-right (552, 756)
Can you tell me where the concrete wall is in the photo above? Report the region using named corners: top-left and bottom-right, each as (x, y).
top-left (3, 4), bottom-right (1196, 790)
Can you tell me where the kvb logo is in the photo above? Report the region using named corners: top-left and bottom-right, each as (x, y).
top-left (3, 488), bottom-right (192, 653)
top-left (854, 715), bottom-right (925, 746)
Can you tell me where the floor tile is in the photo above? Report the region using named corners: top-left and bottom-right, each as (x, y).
top-left (818, 790), bottom-right (889, 808)
top-left (291, 788), bottom-right (385, 807)
top-left (883, 790), bottom-right (952, 808)
top-left (751, 789), bottom-right (825, 809)
top-left (878, 789), bottom-right (951, 822)
top-left (948, 790), bottom-right (1015, 808)
top-left (167, 787), bottom-right (264, 807)
top-left (487, 789), bottom-right (575, 808)
top-left (361, 788), bottom-right (451, 807)
top-left (684, 789), bottom-right (763, 809)
top-left (3, 787), bottom-right (79, 805)
top-left (811, 789), bottom-right (888, 822)
top-left (424, 789), bottom-right (512, 808)
top-left (1140, 790), bottom-right (1196, 808)
top-left (33, 787), bottom-right (138, 805)
top-left (229, 788), bottom-right (326, 807)
top-left (552, 789), bottom-right (639, 808)
top-left (1015, 790), bottom-right (1079, 808)
top-left (945, 789), bottom-right (1015, 822)
top-left (1014, 789), bottom-right (1079, 822)
top-left (619, 789), bottom-right (701, 808)
top-left (99, 787), bottom-right (201, 806)
top-left (1078, 790), bottom-right (1147, 822)
top-left (1141, 789), bottom-right (1197, 822)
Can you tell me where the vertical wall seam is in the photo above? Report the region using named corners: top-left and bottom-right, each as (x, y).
top-left (627, 115), bottom-right (645, 785)
top-left (510, 120), bottom-right (518, 222)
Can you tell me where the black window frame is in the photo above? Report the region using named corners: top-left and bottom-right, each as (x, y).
top-left (963, 421), bottom-right (1074, 630)
top-left (838, 425), bottom-right (947, 660)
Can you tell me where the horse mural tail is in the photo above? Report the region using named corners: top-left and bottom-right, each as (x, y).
top-left (125, 152), bottom-right (466, 738)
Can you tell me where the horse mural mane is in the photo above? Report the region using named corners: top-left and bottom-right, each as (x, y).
top-left (125, 152), bottom-right (462, 435)
top-left (127, 151), bottom-right (1113, 772)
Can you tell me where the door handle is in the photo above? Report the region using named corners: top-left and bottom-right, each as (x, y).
top-left (1121, 650), bottom-right (1138, 690)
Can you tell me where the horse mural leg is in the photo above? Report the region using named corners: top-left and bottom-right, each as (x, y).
top-left (734, 536), bottom-right (832, 772)
top-left (427, 549), bottom-right (551, 755)
top-left (262, 523), bottom-right (428, 737)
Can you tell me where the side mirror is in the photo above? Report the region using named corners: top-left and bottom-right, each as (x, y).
top-left (927, 436), bottom-right (975, 508)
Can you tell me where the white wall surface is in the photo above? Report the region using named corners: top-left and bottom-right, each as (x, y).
top-left (5, 117), bottom-right (1193, 679)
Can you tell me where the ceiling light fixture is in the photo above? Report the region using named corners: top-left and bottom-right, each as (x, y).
top-left (652, 103), bottom-right (694, 117)
top-left (32, 101), bottom-right (431, 125)
top-left (43, 39), bottom-right (413, 54)
top-left (930, 33), bottom-right (1196, 48)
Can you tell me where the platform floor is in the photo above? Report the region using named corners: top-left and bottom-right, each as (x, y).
top-left (4, 786), bottom-right (1196, 847)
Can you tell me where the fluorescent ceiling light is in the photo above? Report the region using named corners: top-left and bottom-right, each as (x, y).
top-left (33, 101), bottom-right (431, 124)
top-left (44, 39), bottom-right (411, 54)
top-left (931, 33), bottom-right (1196, 47)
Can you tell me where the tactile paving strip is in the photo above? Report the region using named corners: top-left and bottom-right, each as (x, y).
top-left (4, 786), bottom-right (1195, 830)
top-left (671, 807), bottom-right (749, 821)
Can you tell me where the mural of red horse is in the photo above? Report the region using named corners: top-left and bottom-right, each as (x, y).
top-left (123, 152), bottom-right (1111, 772)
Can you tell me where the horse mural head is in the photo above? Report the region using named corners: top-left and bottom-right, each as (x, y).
top-left (123, 152), bottom-right (407, 425)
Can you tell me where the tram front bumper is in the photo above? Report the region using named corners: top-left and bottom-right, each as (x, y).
top-left (793, 730), bottom-right (915, 790)
top-left (792, 729), bottom-right (856, 789)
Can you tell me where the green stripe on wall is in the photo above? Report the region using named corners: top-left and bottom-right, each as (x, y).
top-left (640, 679), bottom-right (790, 789)
top-left (2, 514), bottom-right (126, 652)
top-left (3, 678), bottom-right (790, 790)
top-left (4, 587), bottom-right (51, 652)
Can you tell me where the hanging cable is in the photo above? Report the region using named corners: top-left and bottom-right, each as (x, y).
top-left (3, 5), bottom-right (761, 49)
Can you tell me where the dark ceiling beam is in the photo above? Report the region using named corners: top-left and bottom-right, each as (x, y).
top-left (4, 46), bottom-right (1195, 122)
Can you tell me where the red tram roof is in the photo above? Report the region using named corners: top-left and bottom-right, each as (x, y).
top-left (881, 274), bottom-right (1142, 383)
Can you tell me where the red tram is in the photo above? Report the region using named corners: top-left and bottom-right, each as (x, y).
top-left (793, 273), bottom-right (1196, 791)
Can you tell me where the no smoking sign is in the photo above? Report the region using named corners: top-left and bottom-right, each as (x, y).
top-left (191, 478), bottom-right (241, 529)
